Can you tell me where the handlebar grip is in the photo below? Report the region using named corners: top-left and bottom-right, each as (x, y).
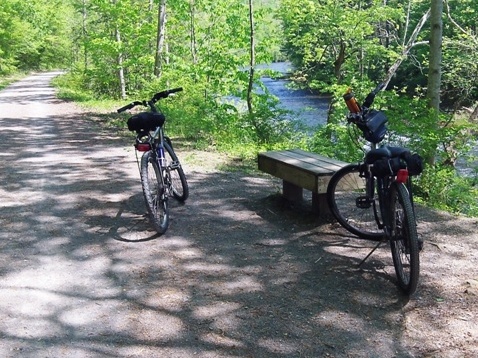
top-left (117, 101), bottom-right (144, 113)
top-left (167, 87), bottom-right (183, 95)
top-left (117, 103), bottom-right (134, 113)
top-left (153, 87), bottom-right (184, 102)
top-left (362, 82), bottom-right (385, 109)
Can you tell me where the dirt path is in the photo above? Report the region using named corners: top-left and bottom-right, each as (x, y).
top-left (0, 73), bottom-right (477, 357)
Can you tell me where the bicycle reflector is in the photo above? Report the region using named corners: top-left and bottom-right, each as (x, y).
top-left (396, 169), bottom-right (409, 183)
top-left (135, 143), bottom-right (151, 152)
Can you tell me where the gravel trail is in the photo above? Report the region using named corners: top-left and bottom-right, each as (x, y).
top-left (0, 72), bottom-right (477, 358)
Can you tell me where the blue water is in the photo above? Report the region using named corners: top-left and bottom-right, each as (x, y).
top-left (259, 62), bottom-right (329, 128)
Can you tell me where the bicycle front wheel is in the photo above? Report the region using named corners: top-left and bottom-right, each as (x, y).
top-left (389, 182), bottom-right (420, 295)
top-left (164, 142), bottom-right (189, 202)
top-left (327, 164), bottom-right (383, 240)
top-left (140, 151), bottom-right (169, 234)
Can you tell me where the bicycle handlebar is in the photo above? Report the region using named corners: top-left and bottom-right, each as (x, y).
top-left (117, 87), bottom-right (183, 113)
top-left (362, 82), bottom-right (385, 110)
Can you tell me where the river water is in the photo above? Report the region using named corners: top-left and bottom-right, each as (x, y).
top-left (259, 62), bottom-right (329, 128)
top-left (260, 62), bottom-right (477, 177)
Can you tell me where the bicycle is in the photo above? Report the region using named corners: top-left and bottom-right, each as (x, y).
top-left (117, 87), bottom-right (189, 234)
top-left (326, 83), bottom-right (424, 295)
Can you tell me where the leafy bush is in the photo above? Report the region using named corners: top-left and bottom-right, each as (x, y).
top-left (415, 166), bottom-right (478, 216)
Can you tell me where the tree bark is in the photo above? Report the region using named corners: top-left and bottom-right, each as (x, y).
top-left (247, 0), bottom-right (255, 116)
top-left (115, 27), bottom-right (126, 99)
top-left (428, 0), bottom-right (443, 112)
top-left (113, 0), bottom-right (126, 99)
top-left (82, 0), bottom-right (88, 72)
top-left (426, 0), bottom-right (444, 165)
top-left (189, 0), bottom-right (197, 65)
top-left (154, 0), bottom-right (167, 78)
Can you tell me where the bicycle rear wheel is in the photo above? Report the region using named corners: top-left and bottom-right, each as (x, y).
top-left (389, 182), bottom-right (420, 295)
top-left (327, 164), bottom-right (383, 240)
top-left (164, 142), bottom-right (189, 202)
top-left (140, 151), bottom-right (169, 234)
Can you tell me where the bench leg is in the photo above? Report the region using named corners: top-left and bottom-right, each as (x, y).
top-left (283, 180), bottom-right (303, 202)
top-left (312, 192), bottom-right (330, 214)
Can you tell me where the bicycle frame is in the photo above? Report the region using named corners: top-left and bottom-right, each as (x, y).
top-left (141, 126), bottom-right (171, 197)
top-left (357, 143), bottom-right (417, 242)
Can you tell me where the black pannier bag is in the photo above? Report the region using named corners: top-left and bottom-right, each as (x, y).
top-left (358, 110), bottom-right (388, 144)
top-left (406, 153), bottom-right (424, 176)
top-left (371, 152), bottom-right (424, 178)
top-left (127, 112), bottom-right (165, 132)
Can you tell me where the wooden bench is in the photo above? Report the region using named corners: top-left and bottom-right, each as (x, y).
top-left (257, 149), bottom-right (350, 213)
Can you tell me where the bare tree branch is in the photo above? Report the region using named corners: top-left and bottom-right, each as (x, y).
top-left (382, 8), bottom-right (431, 89)
top-left (444, 0), bottom-right (478, 46)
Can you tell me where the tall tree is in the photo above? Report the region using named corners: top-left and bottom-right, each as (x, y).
top-left (189, 0), bottom-right (198, 65)
top-left (154, 0), bottom-right (167, 77)
top-left (426, 0), bottom-right (443, 164)
top-left (246, 0), bottom-right (255, 115)
top-left (428, 0), bottom-right (443, 111)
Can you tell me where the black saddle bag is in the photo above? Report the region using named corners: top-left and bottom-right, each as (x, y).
top-left (127, 112), bottom-right (165, 132)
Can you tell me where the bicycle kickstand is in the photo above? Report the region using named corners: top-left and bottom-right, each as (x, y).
top-left (358, 241), bottom-right (383, 267)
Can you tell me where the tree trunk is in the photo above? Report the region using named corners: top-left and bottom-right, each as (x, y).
top-left (113, 0), bottom-right (126, 99)
top-left (247, 0), bottom-right (255, 116)
top-left (154, 0), bottom-right (167, 78)
top-left (333, 41), bottom-right (346, 82)
top-left (426, 0), bottom-right (443, 165)
top-left (189, 0), bottom-right (197, 64)
top-left (82, 0), bottom-right (88, 72)
top-left (115, 27), bottom-right (126, 99)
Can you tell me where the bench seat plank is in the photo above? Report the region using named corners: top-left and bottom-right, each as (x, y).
top-left (258, 149), bottom-right (349, 193)
top-left (258, 149), bottom-right (352, 214)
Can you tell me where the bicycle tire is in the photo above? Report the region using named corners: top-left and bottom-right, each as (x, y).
top-left (140, 151), bottom-right (169, 234)
top-left (389, 182), bottom-right (420, 295)
top-left (327, 164), bottom-right (383, 240)
top-left (164, 142), bottom-right (189, 201)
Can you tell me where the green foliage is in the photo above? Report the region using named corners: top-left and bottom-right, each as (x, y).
top-left (278, 0), bottom-right (403, 85)
top-left (415, 166), bottom-right (478, 216)
top-left (0, 0), bottom-right (73, 74)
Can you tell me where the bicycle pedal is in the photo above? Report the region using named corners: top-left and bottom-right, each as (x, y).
top-left (356, 196), bottom-right (372, 209)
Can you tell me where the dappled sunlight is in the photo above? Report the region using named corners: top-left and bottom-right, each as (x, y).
top-left (193, 301), bottom-right (242, 320)
top-left (201, 332), bottom-right (246, 349)
top-left (139, 286), bottom-right (191, 312)
top-left (3, 72), bottom-right (468, 357)
top-left (257, 338), bottom-right (302, 355)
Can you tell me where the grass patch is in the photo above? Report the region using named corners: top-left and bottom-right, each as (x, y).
top-left (0, 72), bottom-right (28, 90)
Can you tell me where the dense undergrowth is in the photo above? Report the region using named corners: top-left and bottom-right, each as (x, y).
top-left (29, 73), bottom-right (478, 217)
top-left (52, 73), bottom-right (478, 217)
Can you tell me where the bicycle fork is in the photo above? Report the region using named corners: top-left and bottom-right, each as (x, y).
top-left (157, 143), bottom-right (175, 199)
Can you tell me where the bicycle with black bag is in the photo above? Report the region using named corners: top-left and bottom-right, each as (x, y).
top-left (117, 88), bottom-right (189, 235)
top-left (326, 83), bottom-right (424, 295)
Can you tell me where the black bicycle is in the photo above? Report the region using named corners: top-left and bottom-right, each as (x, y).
top-left (326, 83), bottom-right (423, 295)
top-left (117, 88), bottom-right (189, 234)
